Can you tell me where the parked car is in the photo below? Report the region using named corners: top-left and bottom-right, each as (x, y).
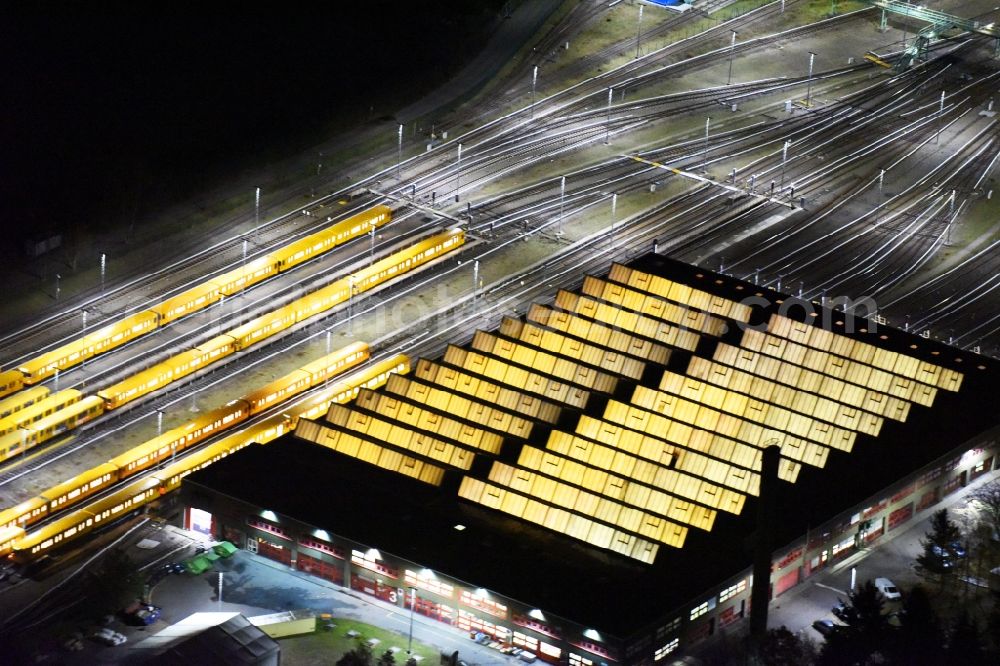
top-left (812, 619), bottom-right (843, 638)
top-left (831, 599), bottom-right (859, 624)
top-left (92, 628), bottom-right (127, 646)
top-left (875, 577), bottom-right (901, 600)
top-left (123, 601), bottom-right (162, 626)
top-left (930, 545), bottom-right (956, 570)
top-left (947, 541), bottom-right (967, 558)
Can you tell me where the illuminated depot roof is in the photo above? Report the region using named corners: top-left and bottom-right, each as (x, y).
top-left (187, 254), bottom-right (998, 637)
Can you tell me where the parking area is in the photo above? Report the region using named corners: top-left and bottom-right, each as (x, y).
top-left (767, 470), bottom-right (999, 644)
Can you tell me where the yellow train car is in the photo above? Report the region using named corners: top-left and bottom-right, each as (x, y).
top-left (354, 228), bottom-right (465, 293)
top-left (0, 389), bottom-right (83, 437)
top-left (228, 303), bottom-right (298, 351)
top-left (0, 385), bottom-right (49, 421)
top-left (151, 281), bottom-right (223, 326)
top-left (0, 352), bottom-right (411, 560)
top-left (292, 353), bottom-right (412, 426)
top-left (245, 370), bottom-right (311, 414)
top-left (0, 524), bottom-right (25, 557)
top-left (13, 509), bottom-right (97, 558)
top-left (97, 336), bottom-right (236, 410)
top-left (43, 462), bottom-right (118, 513)
top-left (273, 204), bottom-right (392, 271)
top-left (0, 370), bottom-right (23, 400)
top-left (0, 495), bottom-right (48, 530)
top-left (108, 399), bottom-right (251, 479)
top-left (88, 476), bottom-right (161, 528)
top-left (157, 431), bottom-right (256, 494)
top-left (286, 228), bottom-right (466, 328)
top-left (210, 254), bottom-right (280, 297)
top-left (19, 311), bottom-right (159, 384)
top-left (300, 341), bottom-right (370, 386)
top-left (12, 476), bottom-right (162, 560)
top-left (245, 342), bottom-right (370, 414)
top-left (0, 428), bottom-right (40, 463)
top-left (24, 395), bottom-right (104, 446)
top-left (197, 334), bottom-right (237, 363)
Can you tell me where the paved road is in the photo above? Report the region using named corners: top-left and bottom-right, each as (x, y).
top-left (32, 521), bottom-right (519, 665)
top-left (765, 469), bottom-right (1000, 642)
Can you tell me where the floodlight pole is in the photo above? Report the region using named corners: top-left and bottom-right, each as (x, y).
top-left (56, 273), bottom-right (61, 302)
top-left (81, 309), bottom-right (88, 387)
top-left (254, 187), bottom-right (261, 236)
top-left (241, 238), bottom-right (248, 301)
top-left (455, 142), bottom-right (463, 200)
top-left (936, 90), bottom-right (945, 143)
top-left (558, 176), bottom-right (566, 237)
top-left (605, 87), bottom-right (613, 144)
top-left (407, 587), bottom-right (416, 653)
top-left (635, 5), bottom-right (644, 59)
top-left (876, 169), bottom-right (885, 225)
top-left (805, 52), bottom-right (816, 108)
top-left (780, 140), bottom-right (790, 193)
top-left (703, 117), bottom-right (711, 173)
top-left (947, 190), bottom-right (956, 244)
top-left (370, 227), bottom-right (376, 265)
top-left (100, 253), bottom-right (106, 295)
top-left (473, 260), bottom-right (480, 310)
top-left (397, 124), bottom-right (404, 180)
top-left (727, 31), bottom-right (737, 85)
top-left (157, 409), bottom-right (163, 438)
top-left (531, 66), bottom-right (538, 118)
top-left (610, 193), bottom-right (618, 250)
top-left (348, 275), bottom-right (356, 336)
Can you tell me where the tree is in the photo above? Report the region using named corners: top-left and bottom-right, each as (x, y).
top-left (377, 650), bottom-right (397, 666)
top-left (946, 609), bottom-right (987, 665)
top-left (985, 599), bottom-right (1000, 657)
top-left (405, 658), bottom-right (418, 666)
top-left (756, 626), bottom-right (816, 665)
top-left (968, 479), bottom-right (1000, 542)
top-left (815, 580), bottom-right (890, 666)
top-left (887, 584), bottom-right (943, 665)
top-left (849, 579), bottom-right (886, 635)
top-left (84, 548), bottom-right (143, 616)
top-left (338, 642), bottom-right (374, 666)
top-left (916, 509), bottom-right (961, 577)
top-left (815, 628), bottom-right (869, 666)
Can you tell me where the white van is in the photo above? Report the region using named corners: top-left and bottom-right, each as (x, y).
top-left (874, 577), bottom-right (901, 600)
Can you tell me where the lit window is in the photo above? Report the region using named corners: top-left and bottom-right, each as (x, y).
top-left (654, 639), bottom-right (679, 661)
top-left (719, 579), bottom-right (747, 603)
top-left (690, 596), bottom-right (715, 620)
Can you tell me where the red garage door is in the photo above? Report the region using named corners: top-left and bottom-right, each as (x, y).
top-left (257, 538), bottom-right (292, 565)
top-left (774, 568), bottom-right (800, 597)
top-left (299, 552), bottom-right (344, 585)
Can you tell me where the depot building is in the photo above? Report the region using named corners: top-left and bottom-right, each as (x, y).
top-left (177, 255), bottom-right (1000, 664)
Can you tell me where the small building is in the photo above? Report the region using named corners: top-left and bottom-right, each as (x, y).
top-left (142, 612), bottom-right (280, 666)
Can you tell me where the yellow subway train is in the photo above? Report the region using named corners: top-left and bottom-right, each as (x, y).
top-left (3, 353), bottom-right (410, 560)
top-left (0, 228), bottom-right (462, 464)
top-left (10, 205), bottom-right (392, 387)
top-left (0, 370), bottom-right (25, 402)
top-left (0, 346), bottom-right (409, 533)
top-left (96, 227), bottom-right (464, 411)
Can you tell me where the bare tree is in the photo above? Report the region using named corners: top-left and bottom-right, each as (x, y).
top-left (968, 479), bottom-right (1000, 540)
